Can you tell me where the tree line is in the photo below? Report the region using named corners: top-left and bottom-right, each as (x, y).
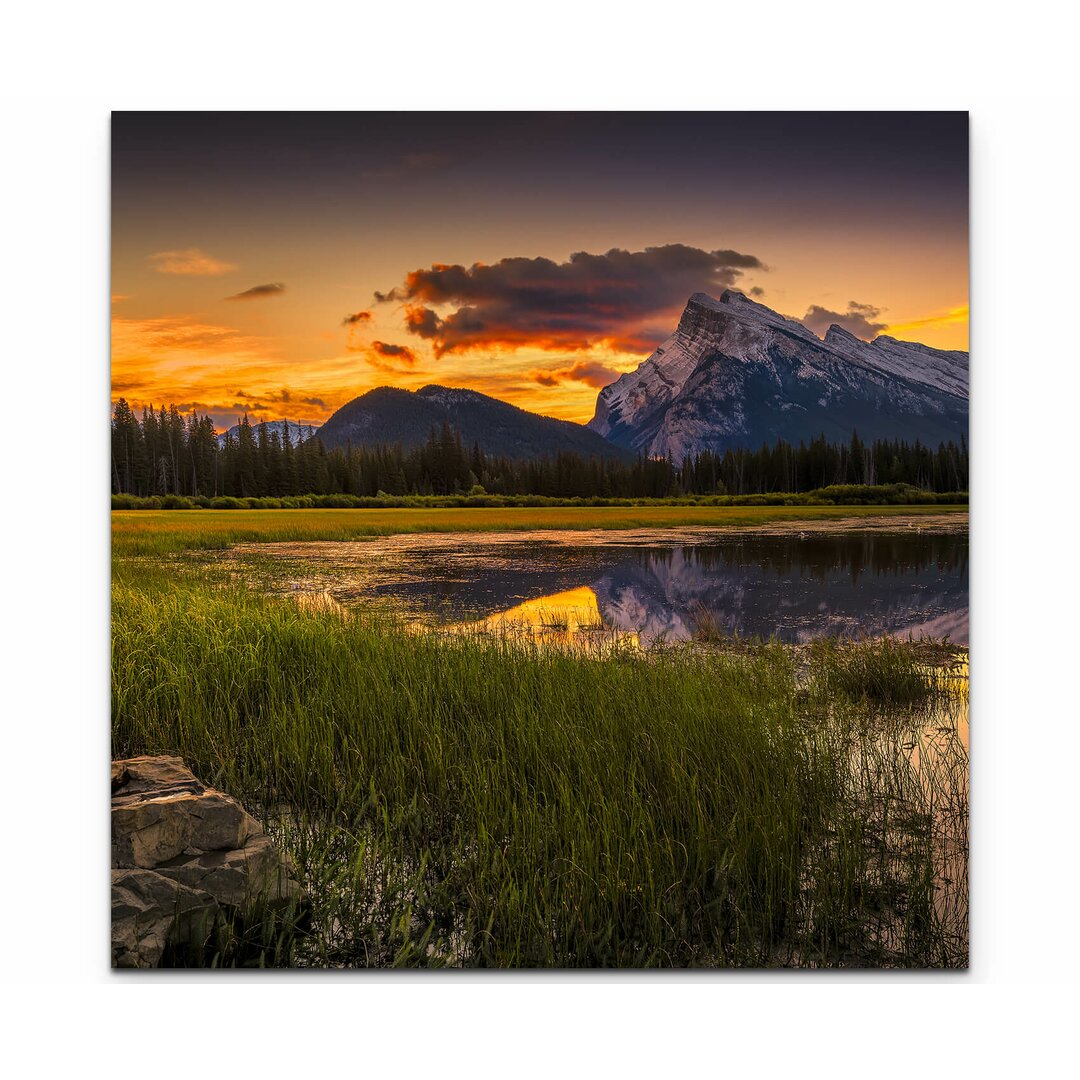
top-left (111, 399), bottom-right (968, 500)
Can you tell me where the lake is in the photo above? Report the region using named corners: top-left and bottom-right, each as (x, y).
top-left (232, 520), bottom-right (968, 647)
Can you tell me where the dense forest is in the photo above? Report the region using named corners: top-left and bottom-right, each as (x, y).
top-left (111, 399), bottom-right (968, 501)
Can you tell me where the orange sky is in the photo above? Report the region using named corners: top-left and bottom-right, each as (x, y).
top-left (112, 113), bottom-right (968, 430)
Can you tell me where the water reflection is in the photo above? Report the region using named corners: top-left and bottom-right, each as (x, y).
top-left (237, 527), bottom-right (968, 647)
top-left (591, 535), bottom-right (968, 645)
top-left (452, 586), bottom-right (640, 650)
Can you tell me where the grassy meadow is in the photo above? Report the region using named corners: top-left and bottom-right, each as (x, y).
top-left (111, 508), bottom-right (969, 968)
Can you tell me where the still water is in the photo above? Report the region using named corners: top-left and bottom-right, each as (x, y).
top-left (236, 524), bottom-right (968, 647)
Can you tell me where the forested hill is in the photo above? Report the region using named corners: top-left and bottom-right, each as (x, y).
top-left (315, 385), bottom-right (633, 461)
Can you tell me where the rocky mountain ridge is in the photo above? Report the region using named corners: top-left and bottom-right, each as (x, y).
top-left (588, 290), bottom-right (968, 460)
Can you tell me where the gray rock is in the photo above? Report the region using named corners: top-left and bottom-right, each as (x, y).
top-left (111, 756), bottom-right (302, 968)
top-left (111, 868), bottom-right (217, 968)
top-left (154, 834), bottom-right (301, 909)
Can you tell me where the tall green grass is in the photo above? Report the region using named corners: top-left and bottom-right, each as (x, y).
top-left (112, 562), bottom-right (967, 967)
top-left (812, 638), bottom-right (936, 705)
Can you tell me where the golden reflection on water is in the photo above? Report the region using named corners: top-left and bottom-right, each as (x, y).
top-left (919, 651), bottom-right (969, 753)
top-left (929, 654), bottom-right (969, 702)
top-left (449, 586), bottom-right (640, 651)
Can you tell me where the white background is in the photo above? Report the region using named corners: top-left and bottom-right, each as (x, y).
top-left (2, 0), bottom-right (1077, 1073)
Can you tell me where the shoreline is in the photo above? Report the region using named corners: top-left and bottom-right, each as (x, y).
top-left (229, 511), bottom-right (969, 556)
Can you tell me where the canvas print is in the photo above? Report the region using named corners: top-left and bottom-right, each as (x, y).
top-left (110, 112), bottom-right (969, 969)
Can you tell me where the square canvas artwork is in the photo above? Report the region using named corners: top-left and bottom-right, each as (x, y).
top-left (110, 112), bottom-right (968, 969)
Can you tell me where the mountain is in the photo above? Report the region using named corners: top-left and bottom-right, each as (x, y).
top-left (588, 291), bottom-right (968, 460)
top-left (216, 419), bottom-right (320, 447)
top-left (316, 385), bottom-right (634, 461)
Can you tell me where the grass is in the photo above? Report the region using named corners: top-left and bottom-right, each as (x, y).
top-left (112, 503), bottom-right (967, 558)
top-left (112, 554), bottom-right (968, 968)
top-left (111, 483), bottom-right (968, 514)
top-left (812, 638), bottom-right (940, 705)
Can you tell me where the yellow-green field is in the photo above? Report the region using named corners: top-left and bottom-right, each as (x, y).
top-left (113, 504), bottom-right (967, 557)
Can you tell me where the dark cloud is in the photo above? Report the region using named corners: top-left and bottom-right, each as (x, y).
top-left (530, 360), bottom-right (622, 389)
top-left (232, 386), bottom-right (327, 410)
top-left (360, 341), bottom-right (418, 371)
top-left (403, 305), bottom-right (442, 337)
top-left (233, 386), bottom-right (281, 401)
top-left (225, 282), bottom-right (285, 301)
top-left (375, 244), bottom-right (765, 356)
top-left (749, 286), bottom-right (765, 298)
top-left (801, 300), bottom-right (887, 341)
top-left (342, 310), bottom-right (372, 326)
top-left (371, 341), bottom-right (416, 364)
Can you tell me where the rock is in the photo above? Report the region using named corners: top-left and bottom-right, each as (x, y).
top-left (111, 756), bottom-right (302, 968)
top-left (111, 868), bottom-right (217, 969)
top-left (154, 835), bottom-right (301, 909)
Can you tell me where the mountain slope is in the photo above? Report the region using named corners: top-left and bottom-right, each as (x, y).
top-left (317, 385), bottom-right (634, 461)
top-left (589, 291), bottom-right (968, 460)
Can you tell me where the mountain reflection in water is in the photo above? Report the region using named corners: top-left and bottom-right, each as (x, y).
top-left (590, 535), bottom-right (968, 645)
top-left (248, 529), bottom-right (968, 647)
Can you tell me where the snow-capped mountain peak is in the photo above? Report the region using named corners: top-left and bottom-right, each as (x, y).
top-left (589, 292), bottom-right (968, 461)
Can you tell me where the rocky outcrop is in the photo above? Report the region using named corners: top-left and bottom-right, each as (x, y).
top-left (111, 756), bottom-right (302, 968)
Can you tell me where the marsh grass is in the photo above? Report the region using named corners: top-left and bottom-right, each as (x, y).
top-left (159, 893), bottom-right (309, 969)
top-left (112, 558), bottom-right (967, 967)
top-left (686, 603), bottom-right (773, 650)
top-left (812, 637), bottom-right (937, 705)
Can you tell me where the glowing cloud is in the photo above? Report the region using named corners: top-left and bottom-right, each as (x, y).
top-left (148, 248), bottom-right (237, 276)
top-left (883, 305), bottom-right (970, 341)
top-left (529, 360), bottom-right (621, 389)
top-left (110, 312), bottom-right (336, 430)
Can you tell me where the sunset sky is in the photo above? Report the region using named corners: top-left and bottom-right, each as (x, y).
top-left (112, 112), bottom-right (968, 429)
